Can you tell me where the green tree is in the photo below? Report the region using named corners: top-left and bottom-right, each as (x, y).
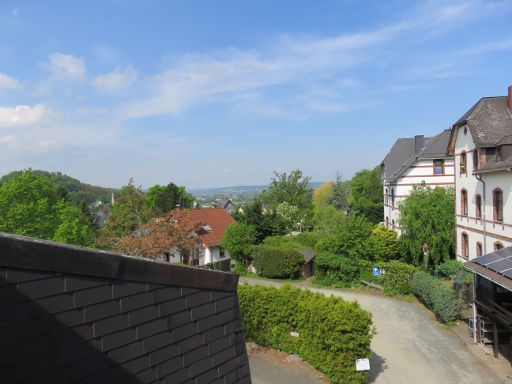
top-left (312, 205), bottom-right (345, 236)
top-left (327, 172), bottom-right (349, 211)
top-left (317, 215), bottom-right (372, 259)
top-left (399, 186), bottom-right (455, 267)
top-left (263, 169), bottom-right (313, 211)
top-left (349, 167), bottom-right (383, 224)
top-left (0, 171), bottom-right (93, 246)
top-left (234, 197), bottom-right (287, 242)
top-left (220, 223), bottom-right (257, 263)
top-left (106, 179), bottom-right (148, 237)
top-left (145, 182), bottom-right (194, 215)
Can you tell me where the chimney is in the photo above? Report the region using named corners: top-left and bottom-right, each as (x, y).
top-left (415, 135), bottom-right (424, 153)
top-left (508, 85), bottom-right (512, 112)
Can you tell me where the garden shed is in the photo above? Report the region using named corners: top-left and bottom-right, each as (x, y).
top-left (298, 248), bottom-right (315, 279)
top-left (464, 246), bottom-right (512, 362)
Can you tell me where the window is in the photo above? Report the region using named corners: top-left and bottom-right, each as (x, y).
top-left (385, 188), bottom-right (388, 206)
top-left (460, 151), bottom-right (467, 174)
top-left (385, 216), bottom-right (389, 229)
top-left (493, 188), bottom-right (503, 222)
top-left (475, 194), bottom-right (482, 219)
top-left (392, 219), bottom-right (395, 228)
top-left (433, 159), bottom-right (444, 175)
top-left (476, 242), bottom-right (483, 257)
top-left (473, 150), bottom-right (479, 171)
top-left (462, 233), bottom-right (469, 259)
top-left (461, 189), bottom-right (468, 216)
top-left (220, 247), bottom-right (225, 258)
top-left (495, 242), bottom-right (504, 251)
top-left (485, 148), bottom-right (496, 160)
top-left (391, 188), bottom-right (395, 207)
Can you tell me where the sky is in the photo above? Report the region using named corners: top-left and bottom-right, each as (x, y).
top-left (0, 0), bottom-right (511, 189)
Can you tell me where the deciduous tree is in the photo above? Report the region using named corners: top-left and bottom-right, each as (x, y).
top-left (220, 223), bottom-right (257, 263)
top-left (399, 186), bottom-right (455, 267)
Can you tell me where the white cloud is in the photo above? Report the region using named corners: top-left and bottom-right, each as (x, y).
top-left (42, 53), bottom-right (86, 80)
top-left (93, 66), bottom-right (138, 91)
top-left (0, 72), bottom-right (20, 91)
top-left (0, 104), bottom-right (53, 127)
top-left (0, 134), bottom-right (17, 144)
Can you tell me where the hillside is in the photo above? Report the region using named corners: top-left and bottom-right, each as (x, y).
top-left (0, 170), bottom-right (119, 204)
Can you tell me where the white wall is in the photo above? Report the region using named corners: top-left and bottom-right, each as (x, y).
top-left (453, 124), bottom-right (512, 261)
top-left (384, 157), bottom-right (455, 234)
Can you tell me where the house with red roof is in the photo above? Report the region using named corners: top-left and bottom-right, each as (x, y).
top-left (167, 207), bottom-right (236, 268)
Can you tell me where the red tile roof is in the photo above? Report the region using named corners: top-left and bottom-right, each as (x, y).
top-left (169, 207), bottom-right (236, 247)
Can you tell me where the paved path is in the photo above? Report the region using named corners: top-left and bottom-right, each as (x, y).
top-left (240, 277), bottom-right (506, 384)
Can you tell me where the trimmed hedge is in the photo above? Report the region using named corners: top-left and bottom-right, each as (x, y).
top-left (252, 245), bottom-right (304, 278)
top-left (411, 271), bottom-right (463, 323)
top-left (238, 284), bottom-right (374, 384)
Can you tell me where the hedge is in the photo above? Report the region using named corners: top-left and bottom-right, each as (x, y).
top-left (411, 271), bottom-right (463, 323)
top-left (252, 245), bottom-right (304, 278)
top-left (359, 260), bottom-right (417, 295)
top-left (238, 284), bottom-right (374, 384)
top-left (316, 254), bottom-right (416, 295)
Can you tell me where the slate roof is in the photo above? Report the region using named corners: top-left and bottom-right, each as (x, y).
top-left (381, 130), bottom-right (452, 183)
top-left (170, 207), bottom-right (236, 247)
top-left (453, 96), bottom-right (512, 147)
top-left (475, 144), bottom-right (512, 174)
top-left (465, 246), bottom-right (512, 291)
top-left (298, 248), bottom-right (316, 264)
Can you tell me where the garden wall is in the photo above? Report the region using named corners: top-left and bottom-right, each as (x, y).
top-left (0, 232), bottom-right (251, 384)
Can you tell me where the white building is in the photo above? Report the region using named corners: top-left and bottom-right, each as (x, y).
top-left (381, 130), bottom-right (455, 233)
top-left (447, 86), bottom-right (512, 261)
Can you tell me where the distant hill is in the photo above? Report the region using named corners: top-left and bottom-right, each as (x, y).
top-left (189, 182), bottom-right (323, 196)
top-left (0, 170), bottom-right (119, 204)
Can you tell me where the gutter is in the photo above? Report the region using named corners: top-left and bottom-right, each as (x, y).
top-left (475, 173), bottom-right (488, 254)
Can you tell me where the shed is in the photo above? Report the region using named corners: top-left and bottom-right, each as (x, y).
top-left (298, 248), bottom-right (316, 279)
top-left (464, 246), bottom-right (512, 361)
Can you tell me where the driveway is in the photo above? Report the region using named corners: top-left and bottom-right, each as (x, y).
top-left (240, 277), bottom-right (506, 384)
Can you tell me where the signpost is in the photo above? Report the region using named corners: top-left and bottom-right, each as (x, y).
top-left (355, 358), bottom-right (370, 372)
top-left (372, 267), bottom-right (381, 277)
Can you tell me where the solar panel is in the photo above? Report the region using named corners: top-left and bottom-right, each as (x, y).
top-left (474, 253), bottom-right (504, 266)
top-left (502, 269), bottom-right (512, 279)
top-left (486, 258), bottom-right (512, 274)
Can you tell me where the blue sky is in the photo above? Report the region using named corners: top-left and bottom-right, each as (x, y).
top-left (0, 0), bottom-right (511, 188)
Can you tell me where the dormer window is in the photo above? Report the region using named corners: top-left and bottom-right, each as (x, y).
top-left (485, 148), bottom-right (496, 162)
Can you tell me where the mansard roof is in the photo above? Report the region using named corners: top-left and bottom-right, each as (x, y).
top-left (453, 96), bottom-right (512, 147)
top-left (381, 130), bottom-right (451, 183)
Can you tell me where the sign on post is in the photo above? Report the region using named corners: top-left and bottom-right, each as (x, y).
top-left (372, 267), bottom-right (381, 277)
top-left (356, 358), bottom-right (370, 372)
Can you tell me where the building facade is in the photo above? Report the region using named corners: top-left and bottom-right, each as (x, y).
top-left (381, 130), bottom-right (455, 233)
top-left (447, 87), bottom-right (512, 261)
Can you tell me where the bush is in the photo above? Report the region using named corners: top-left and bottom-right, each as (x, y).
top-left (252, 245), bottom-right (304, 278)
top-left (317, 215), bottom-right (372, 258)
top-left (263, 232), bottom-right (320, 250)
top-left (411, 271), bottom-right (463, 323)
top-left (315, 252), bottom-right (359, 287)
top-left (238, 284), bottom-right (374, 384)
top-left (368, 225), bottom-right (399, 262)
top-left (435, 260), bottom-right (462, 279)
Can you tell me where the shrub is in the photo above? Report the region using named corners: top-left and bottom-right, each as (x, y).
top-left (435, 259), bottom-right (463, 279)
top-left (252, 245), bottom-right (304, 278)
top-left (368, 225), bottom-right (400, 262)
top-left (315, 252), bottom-right (359, 287)
top-left (264, 232), bottom-right (320, 250)
top-left (317, 215), bottom-right (372, 258)
top-left (358, 260), bottom-right (416, 295)
top-left (411, 271), bottom-right (463, 323)
top-left (238, 284), bottom-right (374, 384)
top-left (220, 223), bottom-right (257, 262)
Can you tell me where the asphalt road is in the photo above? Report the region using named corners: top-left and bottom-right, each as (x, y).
top-left (240, 277), bottom-right (505, 384)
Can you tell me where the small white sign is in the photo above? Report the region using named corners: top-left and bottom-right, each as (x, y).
top-left (355, 358), bottom-right (370, 372)
top-left (290, 331), bottom-right (299, 337)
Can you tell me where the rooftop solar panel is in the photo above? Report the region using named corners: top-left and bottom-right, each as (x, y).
top-left (502, 269), bottom-right (512, 279)
top-left (486, 258), bottom-right (512, 274)
top-left (474, 253), bottom-right (504, 266)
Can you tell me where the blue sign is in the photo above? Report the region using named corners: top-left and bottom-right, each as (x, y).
top-left (372, 267), bottom-right (381, 277)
